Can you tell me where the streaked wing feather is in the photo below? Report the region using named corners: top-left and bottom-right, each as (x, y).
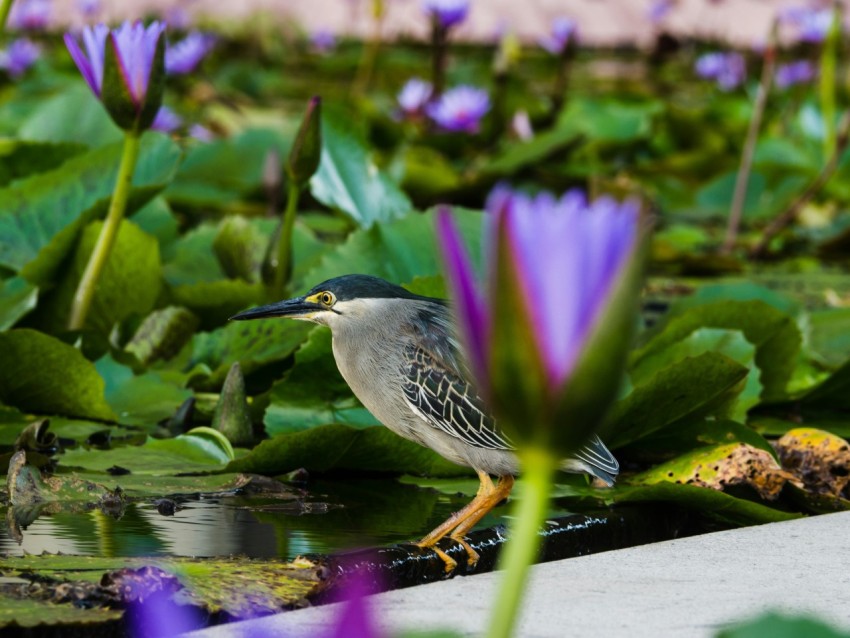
top-left (401, 343), bottom-right (515, 451)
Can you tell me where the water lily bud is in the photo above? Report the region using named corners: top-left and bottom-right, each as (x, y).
top-left (438, 186), bottom-right (645, 454)
top-left (286, 96), bottom-right (322, 187)
top-left (65, 21), bottom-right (166, 132)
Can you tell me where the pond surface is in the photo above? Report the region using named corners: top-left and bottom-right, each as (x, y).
top-left (0, 478), bottom-right (508, 559)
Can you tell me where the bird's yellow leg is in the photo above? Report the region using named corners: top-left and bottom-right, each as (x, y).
top-left (416, 470), bottom-right (495, 570)
top-left (448, 475), bottom-right (515, 566)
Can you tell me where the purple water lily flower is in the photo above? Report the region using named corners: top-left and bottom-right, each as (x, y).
top-left (0, 38), bottom-right (41, 78)
top-left (65, 21), bottom-right (165, 102)
top-left (695, 51), bottom-right (747, 91)
top-left (422, 0), bottom-right (470, 30)
top-left (151, 105), bottom-right (182, 133)
top-left (779, 6), bottom-right (833, 44)
top-left (397, 78), bottom-right (433, 117)
top-left (189, 123), bottom-right (214, 142)
top-left (8, 0), bottom-right (51, 31)
top-left (437, 186), bottom-right (641, 446)
top-left (165, 31), bottom-right (216, 75)
top-left (647, 0), bottom-right (676, 24)
top-left (539, 16), bottom-right (577, 55)
top-left (775, 60), bottom-right (817, 89)
top-left (426, 85), bottom-right (490, 133)
top-left (311, 29), bottom-right (337, 54)
top-left (65, 21), bottom-right (166, 131)
top-left (77, 0), bottom-right (101, 18)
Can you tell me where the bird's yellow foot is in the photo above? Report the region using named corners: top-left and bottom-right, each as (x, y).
top-left (415, 472), bottom-right (515, 572)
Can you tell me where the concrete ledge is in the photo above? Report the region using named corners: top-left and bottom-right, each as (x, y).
top-left (188, 511), bottom-right (850, 638)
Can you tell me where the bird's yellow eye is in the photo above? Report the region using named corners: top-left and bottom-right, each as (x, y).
top-left (319, 291), bottom-right (336, 306)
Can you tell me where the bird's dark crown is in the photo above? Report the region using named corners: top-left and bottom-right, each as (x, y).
top-left (307, 274), bottom-right (443, 304)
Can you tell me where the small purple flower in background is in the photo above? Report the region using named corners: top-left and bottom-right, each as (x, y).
top-left (775, 60), bottom-right (817, 89)
top-left (779, 6), bottom-right (834, 44)
top-left (510, 110), bottom-right (533, 141)
top-left (539, 16), bottom-right (577, 55)
top-left (151, 106), bottom-right (182, 133)
top-left (165, 32), bottom-right (216, 75)
top-left (647, 0), bottom-right (676, 24)
top-left (427, 85), bottom-right (490, 133)
top-left (164, 7), bottom-right (192, 30)
top-left (77, 0), bottom-right (101, 19)
top-left (311, 29), bottom-right (337, 54)
top-left (422, 0), bottom-right (470, 30)
top-left (189, 123), bottom-right (215, 142)
top-left (397, 78), bottom-right (433, 117)
top-left (0, 38), bottom-right (41, 78)
top-left (8, 0), bottom-right (51, 31)
top-left (695, 51), bottom-right (746, 91)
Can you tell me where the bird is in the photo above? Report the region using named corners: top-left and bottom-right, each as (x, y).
top-left (231, 274), bottom-right (619, 572)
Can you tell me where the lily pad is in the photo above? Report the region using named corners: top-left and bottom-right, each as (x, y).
top-left (602, 352), bottom-right (749, 449)
top-left (61, 428), bottom-right (233, 475)
top-left (633, 300), bottom-right (802, 400)
top-left (310, 106), bottom-right (412, 228)
top-left (0, 329), bottom-right (115, 421)
top-left (0, 132), bottom-right (181, 286)
top-left (0, 277), bottom-right (37, 330)
top-left (228, 424), bottom-right (469, 477)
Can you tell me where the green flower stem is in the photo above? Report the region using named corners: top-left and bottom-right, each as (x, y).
top-left (486, 447), bottom-right (557, 638)
top-left (0, 0), bottom-right (14, 32)
top-left (271, 180), bottom-right (301, 299)
top-left (68, 130), bottom-right (141, 331)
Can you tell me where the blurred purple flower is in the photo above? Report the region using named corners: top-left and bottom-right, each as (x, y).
top-left (151, 106), bottom-right (182, 133)
top-left (422, 0), bottom-right (470, 30)
top-left (779, 6), bottom-right (833, 43)
top-left (0, 38), bottom-right (41, 78)
top-left (775, 60), bottom-right (817, 88)
top-left (8, 0), bottom-right (51, 31)
top-left (511, 110), bottom-right (533, 141)
top-left (647, 0), bottom-right (676, 23)
top-left (164, 7), bottom-right (191, 30)
top-left (695, 51), bottom-right (746, 91)
top-left (426, 85), bottom-right (490, 133)
top-left (311, 29), bottom-right (337, 53)
top-left (77, 0), bottom-right (101, 18)
top-left (539, 16), bottom-right (577, 55)
top-left (322, 579), bottom-right (385, 638)
top-left (397, 77), bottom-right (433, 117)
top-left (165, 32), bottom-right (216, 75)
top-left (189, 123), bottom-right (215, 142)
top-left (438, 185), bottom-right (640, 398)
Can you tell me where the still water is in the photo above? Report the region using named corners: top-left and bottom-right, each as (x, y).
top-left (0, 478), bottom-right (505, 559)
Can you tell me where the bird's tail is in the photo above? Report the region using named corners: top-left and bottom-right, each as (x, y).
top-left (561, 434), bottom-right (620, 486)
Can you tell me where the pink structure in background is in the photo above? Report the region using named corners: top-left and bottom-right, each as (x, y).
top-left (46, 0), bottom-right (790, 47)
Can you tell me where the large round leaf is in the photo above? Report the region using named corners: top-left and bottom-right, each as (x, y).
top-left (0, 329), bottom-right (114, 420)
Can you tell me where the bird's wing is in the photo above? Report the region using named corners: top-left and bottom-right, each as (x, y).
top-left (401, 341), bottom-right (515, 451)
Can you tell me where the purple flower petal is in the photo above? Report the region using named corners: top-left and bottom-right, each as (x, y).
top-left (397, 78), bottom-right (433, 116)
top-left (151, 105), bottom-right (182, 133)
top-left (539, 16), bottom-right (577, 55)
top-left (64, 23), bottom-right (109, 96)
top-left (486, 186), bottom-right (639, 390)
top-left (111, 21), bottom-right (166, 106)
top-left (775, 60), bottom-right (816, 89)
top-left (166, 31), bottom-right (216, 75)
top-left (426, 85), bottom-right (490, 133)
top-left (0, 38), bottom-right (41, 78)
top-left (695, 51), bottom-right (746, 91)
top-left (422, 0), bottom-right (470, 29)
top-left (437, 206), bottom-right (489, 387)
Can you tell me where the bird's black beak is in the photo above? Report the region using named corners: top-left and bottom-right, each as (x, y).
top-left (229, 297), bottom-right (320, 321)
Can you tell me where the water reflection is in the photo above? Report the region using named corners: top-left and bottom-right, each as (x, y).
top-left (0, 478), bottom-right (501, 559)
